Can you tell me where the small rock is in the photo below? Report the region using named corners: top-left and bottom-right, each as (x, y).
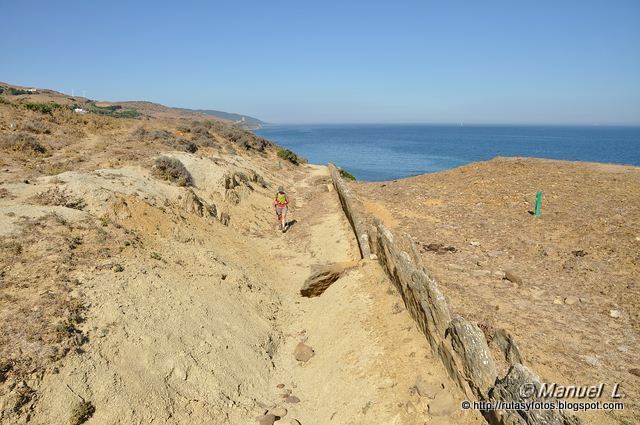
top-left (369, 253), bottom-right (378, 260)
top-left (293, 342), bottom-right (314, 362)
top-left (113, 264), bottom-right (124, 272)
top-left (564, 296), bottom-right (579, 305)
top-left (268, 406), bottom-right (287, 418)
top-left (447, 264), bottom-right (465, 272)
top-left (283, 420), bottom-right (301, 425)
top-left (405, 400), bottom-right (417, 414)
top-left (572, 250), bottom-right (587, 257)
top-left (428, 391), bottom-right (456, 416)
top-left (284, 395), bottom-right (300, 403)
top-left (629, 368), bottom-right (640, 377)
top-left (469, 241), bottom-right (480, 247)
top-left (256, 414), bottom-right (276, 425)
top-left (609, 310), bottom-right (621, 318)
top-left (492, 271), bottom-right (505, 279)
top-left (415, 376), bottom-right (440, 399)
top-left (553, 297), bottom-right (563, 305)
top-left (276, 383), bottom-right (285, 389)
top-left (583, 355), bottom-right (601, 367)
top-left (503, 269), bottom-right (523, 285)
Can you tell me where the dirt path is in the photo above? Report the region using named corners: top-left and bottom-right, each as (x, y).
top-left (251, 166), bottom-right (483, 424)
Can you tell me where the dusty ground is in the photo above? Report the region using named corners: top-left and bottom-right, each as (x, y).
top-left (353, 157), bottom-right (640, 424)
top-left (0, 84), bottom-right (483, 424)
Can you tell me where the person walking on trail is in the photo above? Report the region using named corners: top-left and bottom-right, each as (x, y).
top-left (273, 186), bottom-right (289, 232)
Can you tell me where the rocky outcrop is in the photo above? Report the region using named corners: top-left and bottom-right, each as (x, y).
top-left (374, 225), bottom-right (451, 352)
top-left (328, 164), bottom-right (371, 258)
top-left (182, 188), bottom-right (216, 219)
top-left (300, 261), bottom-right (358, 297)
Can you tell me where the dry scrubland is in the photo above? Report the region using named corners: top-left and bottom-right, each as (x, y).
top-left (0, 84), bottom-right (487, 425)
top-left (354, 157), bottom-right (640, 424)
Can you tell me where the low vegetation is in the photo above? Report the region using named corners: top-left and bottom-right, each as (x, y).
top-left (21, 119), bottom-right (51, 134)
top-left (339, 168), bottom-right (356, 181)
top-left (132, 127), bottom-right (198, 153)
top-left (277, 148), bottom-right (301, 165)
top-left (31, 187), bottom-right (87, 210)
top-left (85, 103), bottom-right (141, 119)
top-left (152, 156), bottom-right (193, 186)
top-left (23, 102), bottom-right (62, 115)
top-left (0, 87), bottom-right (36, 96)
top-left (1, 132), bottom-right (47, 154)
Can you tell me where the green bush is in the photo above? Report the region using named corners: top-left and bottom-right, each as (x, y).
top-left (23, 102), bottom-right (61, 114)
top-left (87, 103), bottom-right (140, 119)
top-left (6, 88), bottom-right (34, 96)
top-left (339, 168), bottom-right (356, 181)
top-left (277, 148), bottom-right (300, 165)
top-left (153, 156), bottom-right (193, 186)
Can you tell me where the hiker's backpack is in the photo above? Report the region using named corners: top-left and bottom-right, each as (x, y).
top-left (276, 192), bottom-right (287, 206)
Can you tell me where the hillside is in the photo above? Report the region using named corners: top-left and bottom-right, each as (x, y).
top-left (0, 82), bottom-right (263, 126)
top-left (0, 85), bottom-right (484, 424)
top-left (352, 157), bottom-right (640, 425)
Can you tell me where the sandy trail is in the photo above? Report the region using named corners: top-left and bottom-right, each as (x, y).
top-left (252, 166), bottom-right (482, 424)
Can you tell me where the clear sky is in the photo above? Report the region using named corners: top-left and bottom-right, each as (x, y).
top-left (1, 0), bottom-right (639, 124)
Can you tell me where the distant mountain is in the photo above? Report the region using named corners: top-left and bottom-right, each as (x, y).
top-left (177, 108), bottom-right (265, 129)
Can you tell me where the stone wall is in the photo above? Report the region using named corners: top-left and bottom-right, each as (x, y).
top-left (328, 164), bottom-right (581, 425)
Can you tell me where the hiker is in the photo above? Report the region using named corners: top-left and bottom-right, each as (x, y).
top-left (273, 186), bottom-right (289, 232)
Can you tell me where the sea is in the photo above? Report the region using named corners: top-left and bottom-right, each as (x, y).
top-left (254, 124), bottom-right (640, 182)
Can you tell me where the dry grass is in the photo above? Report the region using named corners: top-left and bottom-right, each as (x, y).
top-left (0, 214), bottom-right (127, 394)
top-left (1, 132), bottom-right (46, 154)
top-left (30, 186), bottom-right (86, 210)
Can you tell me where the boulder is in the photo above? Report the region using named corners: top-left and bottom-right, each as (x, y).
top-left (300, 261), bottom-right (358, 297)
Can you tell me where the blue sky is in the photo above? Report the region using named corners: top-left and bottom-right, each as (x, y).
top-left (1, 0), bottom-right (639, 124)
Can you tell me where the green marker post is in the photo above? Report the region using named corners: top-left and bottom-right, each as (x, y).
top-left (534, 191), bottom-right (542, 217)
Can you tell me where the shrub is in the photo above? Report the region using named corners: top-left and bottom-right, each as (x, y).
top-left (5, 87), bottom-right (35, 96)
top-left (339, 168), bottom-right (356, 181)
top-left (23, 102), bottom-right (61, 114)
top-left (153, 156), bottom-right (193, 186)
top-left (131, 127), bottom-right (148, 139)
top-left (277, 148), bottom-right (300, 165)
top-left (31, 187), bottom-right (86, 210)
top-left (87, 103), bottom-right (140, 119)
top-left (1, 132), bottom-right (46, 154)
top-left (21, 119), bottom-right (51, 134)
top-left (168, 138), bottom-right (198, 153)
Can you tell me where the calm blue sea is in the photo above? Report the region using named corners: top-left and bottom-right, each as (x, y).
top-left (255, 124), bottom-right (640, 182)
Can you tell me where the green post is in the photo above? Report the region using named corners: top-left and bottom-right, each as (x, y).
top-left (535, 191), bottom-right (542, 217)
